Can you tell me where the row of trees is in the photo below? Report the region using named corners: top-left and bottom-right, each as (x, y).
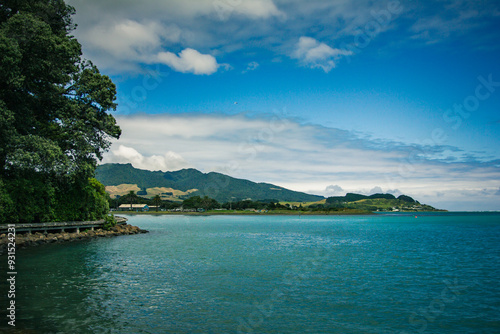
top-left (108, 192), bottom-right (432, 213)
top-left (107, 193), bottom-right (337, 212)
top-left (109, 193), bottom-right (222, 211)
top-left (0, 0), bottom-right (120, 223)
top-left (109, 192), bottom-right (182, 211)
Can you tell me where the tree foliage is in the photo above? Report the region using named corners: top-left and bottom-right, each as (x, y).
top-left (0, 0), bottom-right (120, 223)
top-left (182, 196), bottom-right (220, 210)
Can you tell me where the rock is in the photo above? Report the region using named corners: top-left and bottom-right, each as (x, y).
top-left (0, 224), bottom-right (147, 249)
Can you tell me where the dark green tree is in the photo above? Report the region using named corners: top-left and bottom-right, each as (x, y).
top-left (125, 191), bottom-right (138, 210)
top-left (183, 196), bottom-right (219, 210)
top-left (153, 195), bottom-right (161, 212)
top-left (0, 0), bottom-right (120, 223)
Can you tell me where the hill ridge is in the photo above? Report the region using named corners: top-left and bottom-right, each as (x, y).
top-left (96, 163), bottom-right (441, 211)
top-left (95, 163), bottom-right (324, 203)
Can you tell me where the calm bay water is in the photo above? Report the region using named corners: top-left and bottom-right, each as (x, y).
top-left (1, 213), bottom-right (499, 333)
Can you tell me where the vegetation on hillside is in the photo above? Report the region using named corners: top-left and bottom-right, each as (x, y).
top-left (0, 0), bottom-right (120, 223)
top-left (96, 163), bottom-right (324, 203)
top-left (109, 191), bottom-right (441, 214)
top-left (325, 193), bottom-right (441, 212)
top-left (101, 166), bottom-right (442, 213)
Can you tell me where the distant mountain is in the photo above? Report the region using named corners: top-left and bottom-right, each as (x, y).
top-left (326, 193), bottom-right (412, 204)
top-left (95, 163), bottom-right (324, 203)
top-left (325, 193), bottom-right (440, 212)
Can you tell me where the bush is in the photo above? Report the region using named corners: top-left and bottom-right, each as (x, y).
top-left (0, 179), bottom-right (15, 223)
top-left (102, 214), bottom-right (117, 230)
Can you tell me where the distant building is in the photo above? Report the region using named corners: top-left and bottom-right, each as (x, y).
top-left (118, 204), bottom-right (150, 212)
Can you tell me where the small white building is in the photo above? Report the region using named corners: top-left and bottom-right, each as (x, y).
top-left (118, 204), bottom-right (150, 211)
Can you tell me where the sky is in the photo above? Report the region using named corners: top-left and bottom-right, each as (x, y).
top-left (66, 0), bottom-right (500, 211)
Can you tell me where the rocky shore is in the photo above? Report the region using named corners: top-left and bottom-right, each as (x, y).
top-left (0, 224), bottom-right (148, 253)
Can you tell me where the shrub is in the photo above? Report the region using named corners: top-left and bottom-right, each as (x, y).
top-left (102, 214), bottom-right (117, 231)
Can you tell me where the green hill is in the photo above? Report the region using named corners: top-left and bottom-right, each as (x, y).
top-left (96, 164), bottom-right (442, 211)
top-left (326, 192), bottom-right (403, 204)
top-left (95, 163), bottom-right (324, 203)
top-left (325, 193), bottom-right (440, 212)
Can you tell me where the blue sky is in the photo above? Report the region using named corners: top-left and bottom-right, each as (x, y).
top-left (66, 0), bottom-right (500, 210)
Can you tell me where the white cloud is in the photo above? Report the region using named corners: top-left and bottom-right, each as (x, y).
top-left (325, 185), bottom-right (345, 196)
top-left (292, 37), bottom-right (353, 72)
top-left (237, 0), bottom-right (284, 19)
top-left (101, 113), bottom-right (500, 210)
top-left (157, 48), bottom-right (219, 75)
top-left (78, 19), bottom-right (186, 72)
top-left (408, 1), bottom-right (499, 45)
top-left (67, 0), bottom-right (284, 73)
top-left (243, 61), bottom-right (260, 73)
top-left (369, 186), bottom-right (384, 194)
top-left (110, 145), bottom-right (190, 171)
top-left (213, 0), bottom-right (285, 20)
top-left (78, 18), bottom-right (220, 75)
top-left (82, 20), bottom-right (179, 58)
top-left (322, 185), bottom-right (404, 198)
top-left (69, 0), bottom-right (284, 23)
top-left (386, 189), bottom-right (403, 197)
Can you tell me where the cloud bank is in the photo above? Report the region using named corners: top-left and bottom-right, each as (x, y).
top-left (67, 0), bottom-right (500, 74)
top-left (111, 145), bottom-right (190, 171)
top-left (78, 18), bottom-right (219, 74)
top-left (101, 113), bottom-right (500, 211)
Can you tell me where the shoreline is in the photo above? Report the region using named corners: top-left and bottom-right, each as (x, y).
top-left (114, 210), bottom-right (375, 216)
top-left (111, 209), bottom-right (447, 216)
top-left (0, 223), bottom-right (148, 254)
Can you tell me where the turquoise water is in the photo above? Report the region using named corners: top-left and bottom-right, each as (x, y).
top-left (1, 213), bottom-right (499, 333)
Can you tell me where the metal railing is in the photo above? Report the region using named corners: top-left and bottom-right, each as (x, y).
top-left (0, 216), bottom-right (127, 234)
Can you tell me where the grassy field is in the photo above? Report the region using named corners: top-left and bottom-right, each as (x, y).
top-left (105, 183), bottom-right (196, 201)
top-left (279, 199), bottom-right (327, 207)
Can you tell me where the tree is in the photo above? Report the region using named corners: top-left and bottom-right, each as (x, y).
top-left (200, 196), bottom-right (219, 210)
top-left (125, 191), bottom-right (138, 210)
top-left (153, 195), bottom-right (161, 212)
top-left (0, 0), bottom-right (120, 223)
top-left (182, 196), bottom-right (219, 210)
